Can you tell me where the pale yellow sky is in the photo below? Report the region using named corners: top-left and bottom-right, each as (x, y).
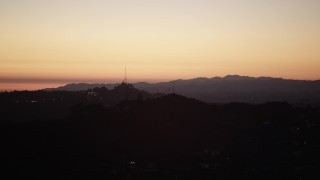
top-left (1, 0), bottom-right (320, 90)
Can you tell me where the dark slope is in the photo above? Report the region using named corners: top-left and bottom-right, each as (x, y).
top-left (45, 83), bottom-right (119, 91)
top-left (0, 83), bottom-right (154, 122)
top-left (1, 94), bottom-right (320, 179)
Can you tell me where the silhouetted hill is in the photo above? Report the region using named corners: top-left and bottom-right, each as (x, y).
top-left (44, 75), bottom-right (320, 105)
top-left (0, 83), bottom-right (155, 122)
top-left (1, 93), bottom-right (320, 179)
top-left (2, 81), bottom-right (320, 179)
top-left (45, 83), bottom-right (118, 91)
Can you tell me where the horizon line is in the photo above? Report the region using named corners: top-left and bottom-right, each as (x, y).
top-left (0, 74), bottom-right (320, 84)
top-left (1, 74), bottom-right (320, 92)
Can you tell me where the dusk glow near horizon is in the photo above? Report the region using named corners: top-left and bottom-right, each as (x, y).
top-left (1, 0), bottom-right (320, 90)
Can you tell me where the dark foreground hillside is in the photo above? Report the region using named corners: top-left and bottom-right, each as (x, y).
top-left (1, 93), bottom-right (320, 180)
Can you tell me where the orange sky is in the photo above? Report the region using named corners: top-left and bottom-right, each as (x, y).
top-left (1, 0), bottom-right (320, 90)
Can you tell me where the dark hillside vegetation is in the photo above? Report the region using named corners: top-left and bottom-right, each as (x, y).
top-left (1, 85), bottom-right (320, 179)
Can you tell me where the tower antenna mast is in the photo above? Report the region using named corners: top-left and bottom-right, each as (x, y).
top-left (124, 65), bottom-right (129, 100)
top-left (123, 64), bottom-right (127, 84)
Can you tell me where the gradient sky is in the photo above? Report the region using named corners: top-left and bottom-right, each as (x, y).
top-left (1, 0), bottom-right (320, 90)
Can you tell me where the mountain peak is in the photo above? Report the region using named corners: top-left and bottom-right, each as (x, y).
top-left (224, 75), bottom-right (254, 80)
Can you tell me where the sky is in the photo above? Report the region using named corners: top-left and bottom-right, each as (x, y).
top-left (1, 0), bottom-right (320, 90)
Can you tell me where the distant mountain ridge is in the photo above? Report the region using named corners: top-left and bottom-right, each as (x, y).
top-left (44, 75), bottom-right (320, 105)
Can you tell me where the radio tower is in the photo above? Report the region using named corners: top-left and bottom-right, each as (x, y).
top-left (123, 65), bottom-right (129, 100)
top-left (123, 65), bottom-right (127, 84)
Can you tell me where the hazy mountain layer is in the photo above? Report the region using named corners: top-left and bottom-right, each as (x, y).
top-left (45, 75), bottom-right (320, 105)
